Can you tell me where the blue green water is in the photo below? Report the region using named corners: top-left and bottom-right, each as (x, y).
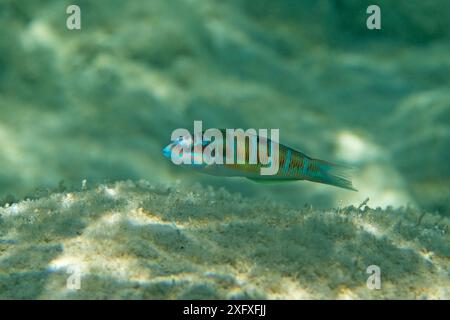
top-left (0, 0), bottom-right (449, 299)
top-left (1, 0), bottom-right (449, 213)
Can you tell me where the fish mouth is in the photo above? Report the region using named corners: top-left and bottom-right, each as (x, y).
top-left (162, 144), bottom-right (173, 158)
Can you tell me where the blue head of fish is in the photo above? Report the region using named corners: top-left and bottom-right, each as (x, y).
top-left (163, 133), bottom-right (209, 165)
top-left (163, 136), bottom-right (187, 159)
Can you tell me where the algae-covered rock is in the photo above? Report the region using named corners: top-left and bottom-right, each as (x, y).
top-left (0, 181), bottom-right (448, 299)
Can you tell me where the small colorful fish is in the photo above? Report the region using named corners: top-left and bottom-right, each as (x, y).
top-left (163, 130), bottom-right (356, 191)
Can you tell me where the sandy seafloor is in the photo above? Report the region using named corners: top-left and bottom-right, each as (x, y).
top-left (0, 180), bottom-right (448, 299)
top-left (0, 1), bottom-right (449, 299)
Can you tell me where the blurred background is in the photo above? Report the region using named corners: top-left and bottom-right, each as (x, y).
top-left (0, 0), bottom-right (449, 215)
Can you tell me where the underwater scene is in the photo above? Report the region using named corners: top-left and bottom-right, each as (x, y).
top-left (0, 0), bottom-right (449, 300)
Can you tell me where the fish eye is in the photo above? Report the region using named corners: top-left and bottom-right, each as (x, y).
top-left (174, 135), bottom-right (192, 147)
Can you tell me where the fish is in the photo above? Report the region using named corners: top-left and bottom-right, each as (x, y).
top-left (163, 130), bottom-right (357, 191)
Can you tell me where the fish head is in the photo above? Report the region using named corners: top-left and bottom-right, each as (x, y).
top-left (163, 132), bottom-right (208, 164)
top-left (163, 135), bottom-right (190, 159)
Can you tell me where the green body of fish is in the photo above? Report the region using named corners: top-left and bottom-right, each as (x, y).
top-left (203, 137), bottom-right (357, 191)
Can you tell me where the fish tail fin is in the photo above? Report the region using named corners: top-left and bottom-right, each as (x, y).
top-left (308, 159), bottom-right (357, 191)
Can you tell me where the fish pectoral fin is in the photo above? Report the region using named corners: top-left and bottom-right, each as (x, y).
top-left (246, 177), bottom-right (297, 184)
